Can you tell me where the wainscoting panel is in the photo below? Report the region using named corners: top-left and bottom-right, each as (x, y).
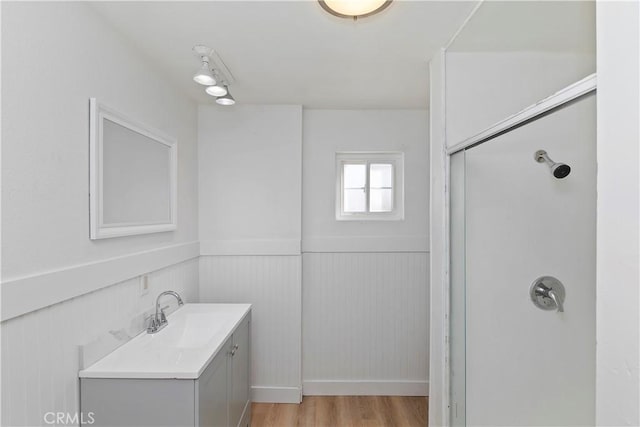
top-left (1, 242), bottom-right (200, 321)
top-left (0, 259), bottom-right (199, 427)
top-left (199, 255), bottom-right (302, 403)
top-left (302, 252), bottom-right (429, 396)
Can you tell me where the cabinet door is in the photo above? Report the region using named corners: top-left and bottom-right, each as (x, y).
top-left (229, 315), bottom-right (250, 427)
top-left (80, 378), bottom-right (195, 427)
top-left (198, 340), bottom-right (231, 427)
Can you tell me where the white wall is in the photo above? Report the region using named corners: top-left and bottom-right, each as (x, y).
top-left (301, 109), bottom-right (430, 396)
top-left (198, 107), bottom-right (430, 399)
top-left (302, 252), bottom-right (429, 396)
top-left (198, 105), bottom-right (302, 253)
top-left (595, 2), bottom-right (640, 425)
top-left (1, 3), bottom-right (200, 425)
top-left (199, 256), bottom-right (301, 403)
top-left (445, 52), bottom-right (595, 145)
top-left (198, 104), bottom-right (303, 402)
top-left (2, 2), bottom-right (199, 281)
top-left (1, 2), bottom-right (200, 320)
top-left (302, 110), bottom-right (429, 250)
top-left (1, 259), bottom-right (199, 427)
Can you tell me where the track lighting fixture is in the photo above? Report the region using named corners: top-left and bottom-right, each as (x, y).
top-left (192, 45), bottom-right (237, 105)
top-left (205, 84), bottom-right (228, 97)
top-left (193, 57), bottom-right (216, 86)
top-left (215, 86), bottom-right (235, 106)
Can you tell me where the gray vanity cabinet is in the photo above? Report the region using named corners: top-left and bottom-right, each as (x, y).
top-left (197, 314), bottom-right (251, 427)
top-left (80, 312), bottom-right (251, 427)
top-left (197, 339), bottom-right (231, 427)
top-left (229, 314), bottom-right (250, 427)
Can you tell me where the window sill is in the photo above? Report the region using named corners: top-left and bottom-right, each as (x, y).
top-left (336, 213), bottom-right (404, 221)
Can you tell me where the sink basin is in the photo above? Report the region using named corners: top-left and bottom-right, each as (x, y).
top-left (79, 303), bottom-right (251, 379)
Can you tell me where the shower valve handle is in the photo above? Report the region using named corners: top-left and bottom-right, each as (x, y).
top-left (547, 290), bottom-right (564, 312)
top-left (530, 276), bottom-right (566, 313)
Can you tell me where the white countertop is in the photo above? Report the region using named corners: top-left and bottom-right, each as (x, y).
top-left (79, 303), bottom-right (251, 380)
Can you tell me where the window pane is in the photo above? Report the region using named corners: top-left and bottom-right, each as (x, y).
top-left (344, 164), bottom-right (366, 188)
top-left (370, 163), bottom-right (393, 188)
top-left (344, 188), bottom-right (366, 212)
top-left (370, 188), bottom-right (393, 212)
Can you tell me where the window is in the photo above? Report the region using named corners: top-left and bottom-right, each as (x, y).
top-left (336, 152), bottom-right (404, 220)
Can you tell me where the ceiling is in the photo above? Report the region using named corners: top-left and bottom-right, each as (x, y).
top-left (448, 1), bottom-right (595, 53)
top-left (90, 1), bottom-right (477, 109)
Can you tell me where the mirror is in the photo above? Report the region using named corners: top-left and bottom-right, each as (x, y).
top-left (89, 98), bottom-right (177, 239)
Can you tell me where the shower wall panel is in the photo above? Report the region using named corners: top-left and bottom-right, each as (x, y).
top-left (464, 94), bottom-right (596, 426)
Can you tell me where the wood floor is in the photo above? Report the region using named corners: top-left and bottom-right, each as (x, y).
top-left (251, 396), bottom-right (428, 427)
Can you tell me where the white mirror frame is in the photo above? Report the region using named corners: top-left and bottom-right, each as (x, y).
top-left (89, 98), bottom-right (177, 239)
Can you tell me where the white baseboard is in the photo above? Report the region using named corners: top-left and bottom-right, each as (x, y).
top-left (252, 386), bottom-right (302, 403)
top-left (302, 380), bottom-right (429, 396)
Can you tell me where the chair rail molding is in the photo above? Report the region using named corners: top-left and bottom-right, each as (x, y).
top-left (1, 241), bottom-right (200, 321)
top-left (200, 239), bottom-right (301, 256)
top-left (302, 236), bottom-right (429, 253)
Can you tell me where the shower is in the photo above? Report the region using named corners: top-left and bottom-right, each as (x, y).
top-left (450, 93), bottom-right (596, 427)
top-left (535, 149), bottom-right (571, 178)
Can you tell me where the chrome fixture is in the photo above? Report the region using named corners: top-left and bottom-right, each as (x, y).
top-left (215, 86), bottom-right (235, 106)
top-left (147, 290), bottom-right (184, 334)
top-left (192, 45), bottom-right (236, 106)
top-left (318, 0), bottom-right (392, 20)
top-left (530, 276), bottom-right (565, 312)
top-left (230, 343), bottom-right (239, 357)
top-left (535, 150), bottom-right (571, 179)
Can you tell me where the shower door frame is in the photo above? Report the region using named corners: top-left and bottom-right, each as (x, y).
top-left (442, 73), bottom-right (597, 427)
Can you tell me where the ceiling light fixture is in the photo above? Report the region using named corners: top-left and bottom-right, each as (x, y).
top-left (318, 0), bottom-right (392, 20)
top-left (215, 86), bottom-right (235, 106)
top-left (205, 84), bottom-right (228, 97)
top-left (193, 57), bottom-right (216, 86)
top-left (192, 45), bottom-right (237, 106)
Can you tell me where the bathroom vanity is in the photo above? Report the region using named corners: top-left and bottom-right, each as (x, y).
top-left (79, 304), bottom-right (251, 427)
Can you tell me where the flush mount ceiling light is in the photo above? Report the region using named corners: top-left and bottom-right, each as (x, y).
top-left (318, 0), bottom-right (392, 20)
top-left (215, 86), bottom-right (235, 106)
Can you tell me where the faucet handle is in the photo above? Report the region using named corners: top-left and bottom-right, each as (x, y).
top-left (146, 315), bottom-right (158, 333)
top-left (159, 306), bottom-right (168, 323)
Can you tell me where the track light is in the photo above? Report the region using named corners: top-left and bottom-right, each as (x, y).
top-left (193, 58), bottom-right (216, 86)
top-left (215, 87), bottom-right (235, 106)
top-left (205, 84), bottom-right (228, 97)
top-left (192, 45), bottom-right (237, 104)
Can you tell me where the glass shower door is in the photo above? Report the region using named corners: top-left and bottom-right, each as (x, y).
top-left (449, 93), bottom-right (596, 426)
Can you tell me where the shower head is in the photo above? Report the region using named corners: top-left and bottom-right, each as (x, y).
top-left (551, 163), bottom-right (571, 179)
top-left (534, 150), bottom-right (571, 179)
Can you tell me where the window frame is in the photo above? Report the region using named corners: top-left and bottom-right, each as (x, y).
top-left (335, 152), bottom-right (404, 221)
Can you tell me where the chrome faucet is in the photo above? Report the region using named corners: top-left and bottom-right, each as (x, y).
top-left (147, 290), bottom-right (184, 334)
